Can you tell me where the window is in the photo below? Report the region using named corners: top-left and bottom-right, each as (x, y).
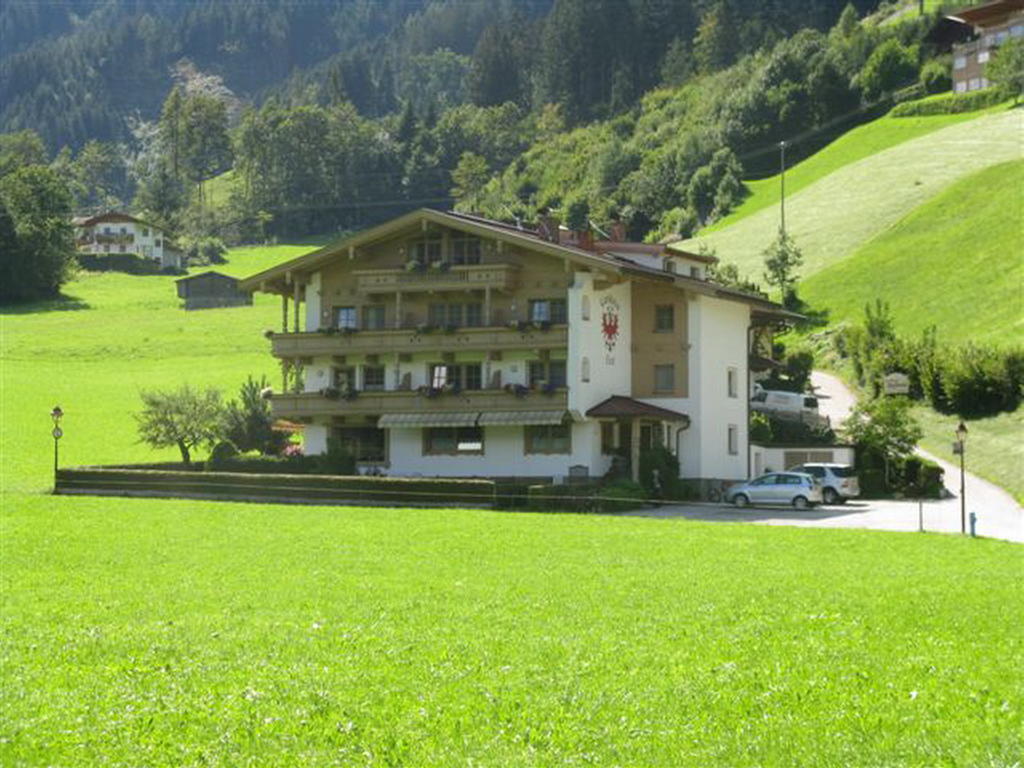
top-left (424, 427), bottom-right (483, 455)
top-left (362, 365), bottom-right (385, 391)
top-left (142, 227), bottom-right (149, 236)
top-left (663, 258), bottom-right (677, 273)
top-left (451, 235), bottom-right (481, 265)
top-left (978, 50), bottom-right (990, 63)
top-left (336, 427), bottom-right (386, 462)
top-left (529, 298), bottom-right (567, 324)
top-left (640, 423), bottom-right (664, 451)
top-left (601, 422), bottom-right (616, 455)
top-left (727, 367), bottom-right (738, 398)
top-left (525, 424), bottom-right (571, 454)
top-left (430, 363), bottom-right (482, 390)
top-left (581, 295), bottom-right (591, 321)
top-left (464, 302), bottom-right (483, 327)
top-left (411, 237), bottom-right (442, 264)
top-left (447, 304), bottom-right (464, 327)
top-left (728, 424), bottom-right (739, 456)
top-left (654, 304), bottom-right (674, 332)
top-left (155, 239), bottom-right (161, 247)
top-left (120, 227), bottom-right (127, 234)
top-left (335, 306), bottom-right (357, 329)
top-left (428, 304), bottom-right (448, 326)
top-left (690, 266), bottom-right (700, 278)
top-left (654, 364), bottom-right (675, 392)
top-left (119, 245), bottom-right (126, 253)
top-left (529, 360), bottom-right (566, 388)
top-left (1012, 24), bottom-right (1024, 37)
top-left (581, 357), bottom-right (590, 383)
top-left (333, 366), bottom-right (355, 389)
top-left (955, 81), bottom-right (968, 93)
top-left (363, 305), bottom-right (385, 330)
top-left (968, 77), bottom-right (981, 91)
top-left (954, 56), bottom-right (967, 70)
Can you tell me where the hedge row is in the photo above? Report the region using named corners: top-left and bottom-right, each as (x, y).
top-left (526, 480), bottom-right (648, 513)
top-left (56, 468), bottom-right (496, 506)
top-left (891, 88), bottom-right (1007, 117)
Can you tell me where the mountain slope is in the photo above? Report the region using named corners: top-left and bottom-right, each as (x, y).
top-left (800, 159), bottom-right (1023, 346)
top-left (680, 107), bottom-right (1023, 279)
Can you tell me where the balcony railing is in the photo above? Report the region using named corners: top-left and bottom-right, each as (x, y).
top-left (270, 324), bottom-right (568, 358)
top-left (93, 232), bottom-right (135, 245)
top-left (353, 263), bottom-right (519, 294)
top-left (271, 387), bottom-right (569, 419)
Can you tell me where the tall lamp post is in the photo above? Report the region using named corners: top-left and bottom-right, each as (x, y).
top-left (779, 140), bottom-right (788, 235)
top-left (51, 406), bottom-right (63, 489)
top-left (955, 420), bottom-right (968, 534)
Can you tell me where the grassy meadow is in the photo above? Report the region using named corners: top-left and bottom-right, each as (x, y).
top-left (1, 247), bottom-right (1022, 765)
top-left (800, 159), bottom-right (1023, 346)
top-left (681, 106), bottom-right (1021, 279)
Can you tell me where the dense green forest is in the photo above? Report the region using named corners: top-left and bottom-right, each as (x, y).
top-left (6, 0), bottom-right (1006, 295)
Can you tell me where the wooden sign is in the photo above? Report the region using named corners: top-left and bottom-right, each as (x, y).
top-left (884, 372), bottom-right (910, 395)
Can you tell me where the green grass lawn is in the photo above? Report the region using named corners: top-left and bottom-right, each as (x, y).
top-left (703, 104), bottom-right (1010, 235)
top-left (680, 107), bottom-right (1021, 280)
top-left (800, 159), bottom-right (1023, 346)
top-left (2, 495), bottom-right (1021, 766)
top-left (915, 405), bottom-right (1024, 504)
top-left (2, 243), bottom-right (1022, 765)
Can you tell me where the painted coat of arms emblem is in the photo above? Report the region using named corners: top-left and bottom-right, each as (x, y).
top-left (600, 296), bottom-right (620, 353)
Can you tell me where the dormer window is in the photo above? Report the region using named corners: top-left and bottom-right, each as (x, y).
top-left (663, 258), bottom-right (677, 274)
top-left (451, 235), bottom-right (481, 265)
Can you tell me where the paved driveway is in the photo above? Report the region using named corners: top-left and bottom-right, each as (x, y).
top-left (620, 498), bottom-right (1023, 543)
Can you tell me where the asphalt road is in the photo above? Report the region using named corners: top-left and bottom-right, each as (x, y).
top-left (620, 497), bottom-right (1023, 543)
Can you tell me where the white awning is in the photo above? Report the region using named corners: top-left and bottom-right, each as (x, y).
top-left (477, 410), bottom-right (567, 426)
top-left (378, 412), bottom-right (479, 428)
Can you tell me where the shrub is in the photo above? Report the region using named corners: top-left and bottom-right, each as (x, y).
top-left (206, 440), bottom-right (239, 469)
top-left (526, 483), bottom-right (601, 512)
top-left (919, 59), bottom-right (951, 94)
top-left (902, 456), bottom-right (945, 499)
top-left (317, 436), bottom-right (357, 475)
top-left (890, 88), bottom-right (1006, 116)
top-left (223, 375), bottom-right (291, 455)
top-left (595, 480), bottom-right (647, 513)
top-left (859, 39), bottom-right (919, 101)
top-left (638, 445), bottom-right (681, 500)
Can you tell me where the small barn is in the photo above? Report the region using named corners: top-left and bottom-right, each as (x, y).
top-left (175, 271), bottom-right (253, 310)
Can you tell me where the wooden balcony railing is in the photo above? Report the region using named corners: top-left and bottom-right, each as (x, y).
top-left (353, 263), bottom-right (519, 294)
top-left (270, 324), bottom-right (568, 358)
top-left (271, 388), bottom-right (569, 419)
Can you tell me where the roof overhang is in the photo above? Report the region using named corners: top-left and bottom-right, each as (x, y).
top-left (947, 0), bottom-right (1024, 26)
top-left (586, 396), bottom-right (690, 422)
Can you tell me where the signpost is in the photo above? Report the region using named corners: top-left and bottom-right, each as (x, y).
top-left (883, 372), bottom-right (910, 395)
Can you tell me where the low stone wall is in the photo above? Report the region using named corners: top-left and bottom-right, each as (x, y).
top-left (55, 467), bottom-right (496, 508)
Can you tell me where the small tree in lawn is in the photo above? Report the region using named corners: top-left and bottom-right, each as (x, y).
top-left (136, 386), bottom-right (224, 466)
top-left (843, 396), bottom-right (922, 489)
top-left (762, 228), bottom-right (803, 306)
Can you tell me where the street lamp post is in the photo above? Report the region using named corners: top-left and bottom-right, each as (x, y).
top-left (51, 406), bottom-right (63, 490)
top-left (779, 140), bottom-right (788, 236)
top-left (955, 420), bottom-right (968, 534)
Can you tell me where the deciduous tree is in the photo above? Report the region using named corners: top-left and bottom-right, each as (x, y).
top-left (135, 386), bottom-right (224, 466)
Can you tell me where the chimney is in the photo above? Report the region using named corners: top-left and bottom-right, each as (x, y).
top-left (538, 213), bottom-right (561, 243)
top-left (609, 220), bottom-right (626, 242)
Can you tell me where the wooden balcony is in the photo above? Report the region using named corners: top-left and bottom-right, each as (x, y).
top-left (270, 324), bottom-right (568, 358)
top-left (353, 263), bottom-right (519, 294)
top-left (271, 388), bottom-right (569, 420)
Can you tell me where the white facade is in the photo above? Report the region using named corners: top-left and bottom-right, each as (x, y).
top-left (74, 214), bottom-right (180, 269)
top-left (247, 210), bottom-right (785, 491)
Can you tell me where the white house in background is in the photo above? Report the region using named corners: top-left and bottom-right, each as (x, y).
top-left (239, 209), bottom-right (794, 495)
top-left (72, 212), bottom-right (182, 269)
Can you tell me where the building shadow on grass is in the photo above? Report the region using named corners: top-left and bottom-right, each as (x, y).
top-left (0, 293), bottom-right (91, 315)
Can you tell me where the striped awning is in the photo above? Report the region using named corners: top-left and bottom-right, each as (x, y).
top-left (477, 410), bottom-right (567, 426)
top-left (378, 412), bottom-right (479, 428)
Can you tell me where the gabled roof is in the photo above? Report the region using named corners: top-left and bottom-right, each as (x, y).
top-left (238, 208), bottom-right (787, 315)
top-left (174, 270), bottom-right (238, 284)
top-left (73, 211), bottom-right (162, 230)
top-left (586, 396), bottom-right (690, 422)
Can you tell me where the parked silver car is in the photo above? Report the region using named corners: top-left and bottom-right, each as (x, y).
top-left (788, 463), bottom-right (860, 505)
top-left (725, 472), bottom-right (823, 509)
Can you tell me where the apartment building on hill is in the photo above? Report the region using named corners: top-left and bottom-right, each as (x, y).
top-left (239, 209), bottom-right (794, 493)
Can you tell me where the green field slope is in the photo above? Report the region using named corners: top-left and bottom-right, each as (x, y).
top-left (801, 159), bottom-right (1023, 346)
top-left (703, 105), bottom-right (1010, 234)
top-left (0, 244), bottom-right (314, 494)
top-left (680, 107), bottom-right (1022, 279)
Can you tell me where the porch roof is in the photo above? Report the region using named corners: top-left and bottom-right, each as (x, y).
top-left (585, 396), bottom-right (689, 422)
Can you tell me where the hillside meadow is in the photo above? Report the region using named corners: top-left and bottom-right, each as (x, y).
top-left (1, 247), bottom-right (1022, 765)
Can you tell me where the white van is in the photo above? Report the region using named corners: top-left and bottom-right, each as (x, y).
top-left (751, 387), bottom-right (827, 427)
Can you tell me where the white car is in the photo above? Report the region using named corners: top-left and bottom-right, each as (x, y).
top-left (788, 463), bottom-right (860, 505)
top-left (751, 387), bottom-right (828, 428)
top-left (725, 472), bottom-right (823, 509)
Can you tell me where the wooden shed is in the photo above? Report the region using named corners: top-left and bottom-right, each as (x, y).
top-left (175, 271), bottom-right (253, 310)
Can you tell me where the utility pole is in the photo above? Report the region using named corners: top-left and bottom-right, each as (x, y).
top-left (779, 140), bottom-right (787, 236)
